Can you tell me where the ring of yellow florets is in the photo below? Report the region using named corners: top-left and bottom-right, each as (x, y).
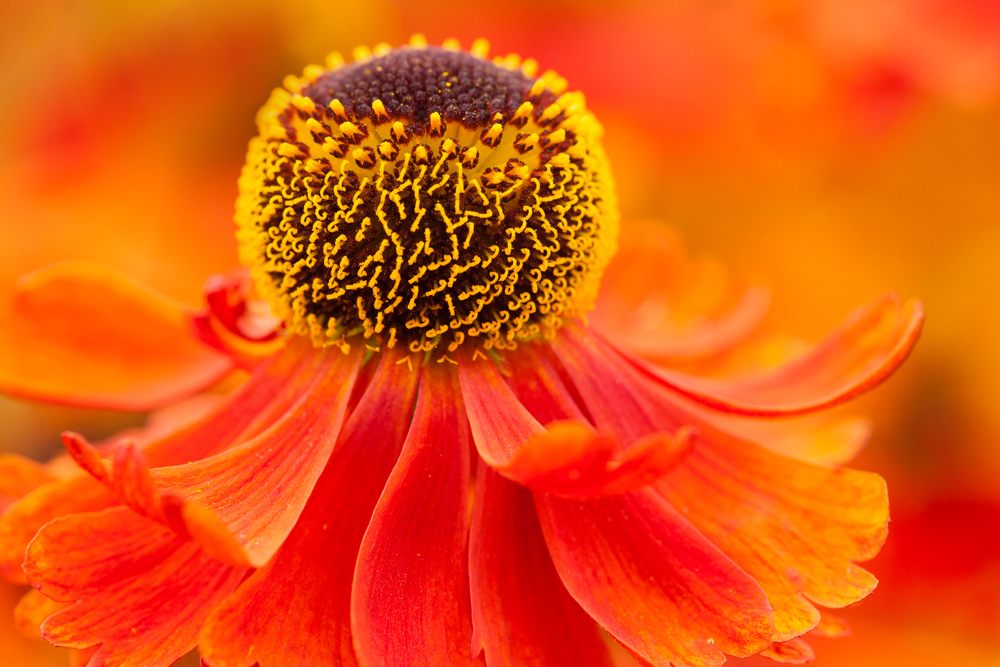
top-left (236, 36), bottom-right (618, 354)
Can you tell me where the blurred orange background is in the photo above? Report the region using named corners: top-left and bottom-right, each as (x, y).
top-left (1, 0), bottom-right (998, 665)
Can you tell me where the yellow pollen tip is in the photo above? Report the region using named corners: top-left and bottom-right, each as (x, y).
top-left (325, 51), bottom-right (345, 69)
top-left (409, 34), bottom-right (428, 48)
top-left (471, 38), bottom-right (490, 58)
top-left (442, 38), bottom-right (461, 51)
top-left (353, 45), bottom-right (373, 62)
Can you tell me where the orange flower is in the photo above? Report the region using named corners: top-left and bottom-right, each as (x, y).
top-left (0, 38), bottom-right (923, 667)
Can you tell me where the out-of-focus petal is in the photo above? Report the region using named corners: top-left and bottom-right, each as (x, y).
top-left (351, 364), bottom-right (480, 667)
top-left (0, 455), bottom-right (55, 514)
top-left (592, 221), bottom-right (770, 363)
top-left (470, 462), bottom-right (614, 666)
top-left (619, 295), bottom-right (924, 416)
top-left (61, 345), bottom-right (362, 567)
top-left (535, 489), bottom-right (775, 667)
top-left (808, 611), bottom-right (851, 638)
top-left (758, 638), bottom-right (816, 663)
top-left (554, 326), bottom-right (889, 640)
top-left (0, 262), bottom-right (233, 410)
top-left (460, 353), bottom-right (691, 498)
top-left (13, 589), bottom-right (67, 639)
top-left (0, 342), bottom-right (318, 584)
top-left (199, 350), bottom-right (419, 667)
top-left (25, 507), bottom-right (245, 667)
top-left (707, 411), bottom-right (872, 466)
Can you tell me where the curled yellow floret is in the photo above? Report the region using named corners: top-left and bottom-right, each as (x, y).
top-left (236, 37), bottom-right (618, 353)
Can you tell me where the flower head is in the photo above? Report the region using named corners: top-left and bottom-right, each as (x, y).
top-left (0, 37), bottom-right (923, 667)
top-left (237, 36), bottom-right (617, 353)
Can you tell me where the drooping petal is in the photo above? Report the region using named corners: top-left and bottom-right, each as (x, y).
top-left (62, 346), bottom-right (362, 568)
top-left (25, 507), bottom-right (245, 667)
top-left (351, 363), bottom-right (480, 667)
top-left (554, 325), bottom-right (889, 641)
top-left (0, 262), bottom-right (233, 410)
top-left (0, 455), bottom-right (55, 514)
top-left (199, 350), bottom-right (419, 667)
top-left (459, 352), bottom-right (691, 498)
top-left (535, 489), bottom-right (775, 667)
top-left (655, 432), bottom-right (888, 639)
top-left (0, 475), bottom-right (117, 583)
top-left (470, 461), bottom-right (613, 667)
top-left (758, 638), bottom-right (816, 663)
top-left (613, 295), bottom-right (924, 416)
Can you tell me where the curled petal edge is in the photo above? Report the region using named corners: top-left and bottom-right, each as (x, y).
top-left (499, 421), bottom-right (696, 498)
top-left (617, 294), bottom-right (924, 416)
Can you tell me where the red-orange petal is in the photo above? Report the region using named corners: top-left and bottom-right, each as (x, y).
top-left (615, 294), bottom-right (924, 416)
top-left (656, 433), bottom-right (887, 640)
top-left (0, 262), bottom-right (233, 410)
top-left (0, 475), bottom-right (117, 583)
top-left (63, 345), bottom-right (362, 568)
top-left (0, 455), bottom-right (55, 514)
top-left (0, 344), bottom-right (317, 584)
top-left (555, 326), bottom-right (888, 641)
top-left (470, 462), bottom-right (613, 666)
top-left (758, 638), bottom-right (816, 663)
top-left (535, 489), bottom-right (775, 667)
top-left (460, 353), bottom-right (691, 498)
top-left (199, 350), bottom-right (419, 667)
top-left (351, 364), bottom-right (480, 667)
top-left (26, 507), bottom-right (245, 667)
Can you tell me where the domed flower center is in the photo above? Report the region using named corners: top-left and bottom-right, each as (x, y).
top-left (236, 38), bottom-right (618, 353)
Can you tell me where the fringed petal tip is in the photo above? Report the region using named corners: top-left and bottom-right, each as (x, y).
top-left (0, 261), bottom-right (234, 410)
top-left (60, 431), bottom-right (252, 568)
top-left (499, 420), bottom-right (696, 498)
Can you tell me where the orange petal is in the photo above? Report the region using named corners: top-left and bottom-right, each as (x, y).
top-left (0, 261), bottom-right (233, 410)
top-left (26, 507), bottom-right (245, 667)
top-left (536, 489), bottom-right (775, 667)
top-left (351, 364), bottom-right (480, 667)
top-left (14, 588), bottom-right (68, 639)
top-left (470, 462), bottom-right (614, 666)
top-left (656, 438), bottom-right (887, 640)
top-left (759, 638), bottom-right (816, 663)
top-left (0, 475), bottom-right (117, 583)
top-left (460, 352), bottom-right (692, 498)
top-left (0, 455), bottom-right (55, 514)
top-left (592, 221), bottom-right (770, 362)
top-left (615, 295), bottom-right (924, 416)
top-left (554, 325), bottom-right (888, 640)
top-left (199, 350), bottom-right (419, 667)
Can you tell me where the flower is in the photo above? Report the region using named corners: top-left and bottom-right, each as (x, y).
top-left (0, 37), bottom-right (924, 667)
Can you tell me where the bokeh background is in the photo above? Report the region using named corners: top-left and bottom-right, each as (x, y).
top-left (1, 0), bottom-right (998, 665)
